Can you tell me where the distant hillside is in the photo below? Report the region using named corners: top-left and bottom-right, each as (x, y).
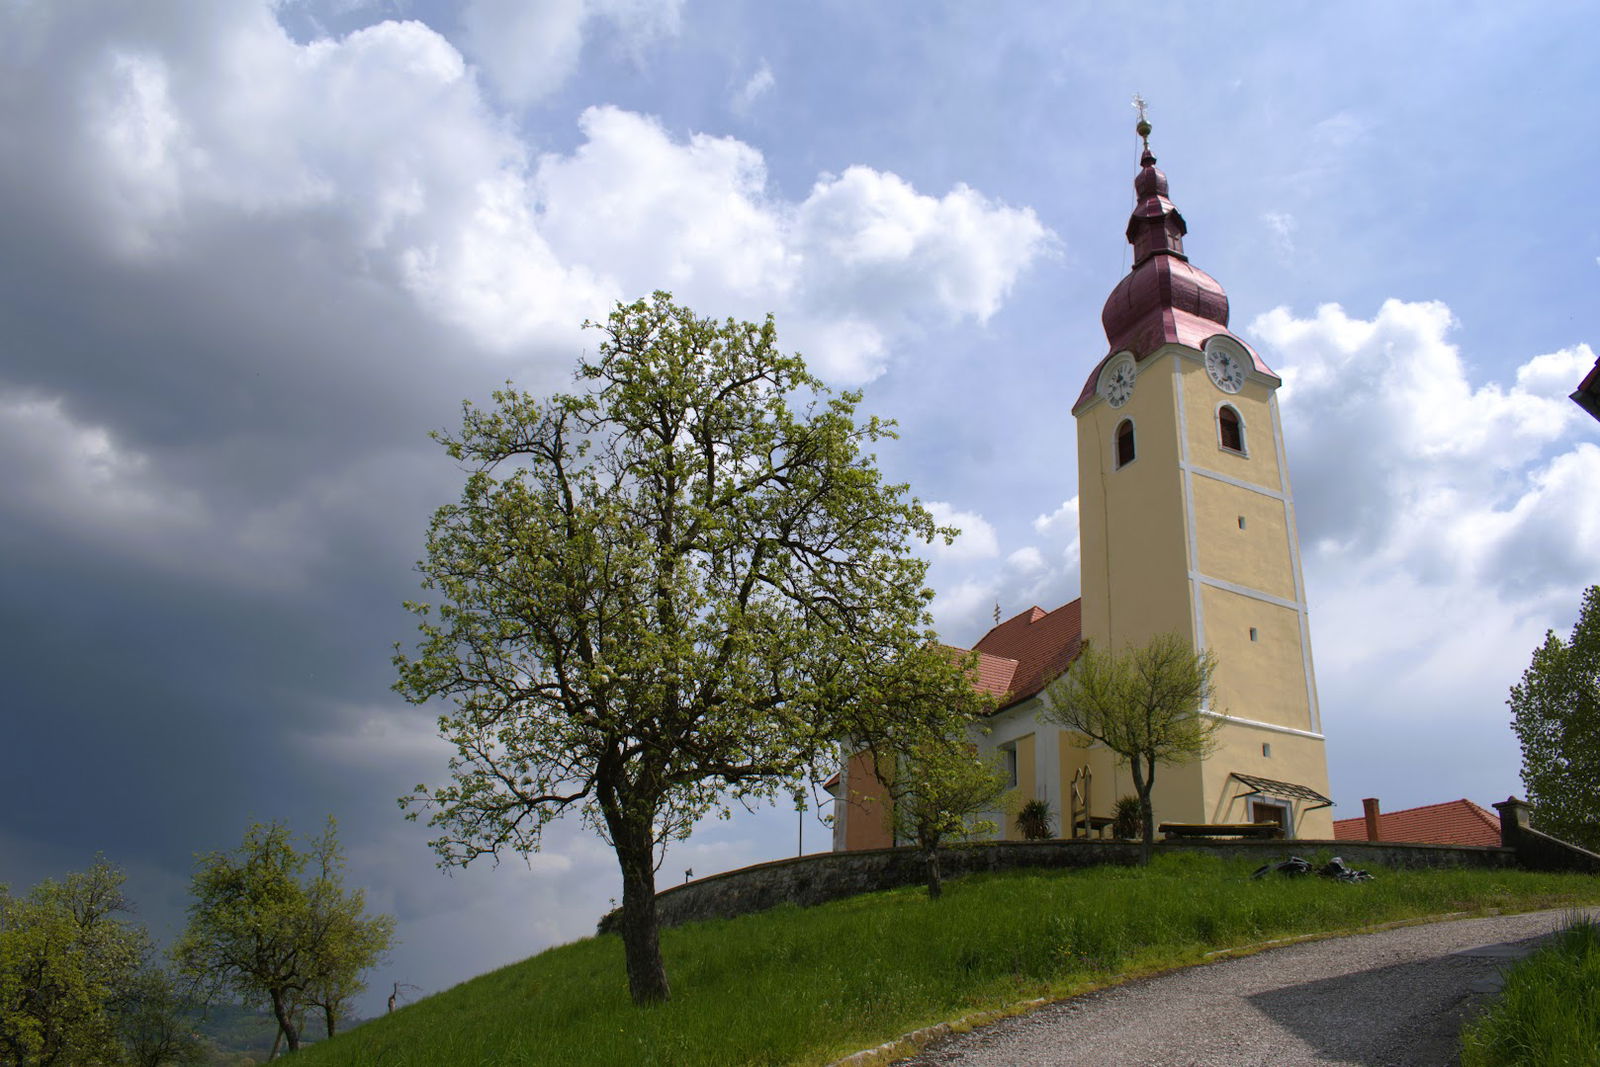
top-left (189, 1001), bottom-right (361, 1064)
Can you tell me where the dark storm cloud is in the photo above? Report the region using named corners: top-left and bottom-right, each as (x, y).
top-left (0, 4), bottom-right (549, 1003)
top-left (0, 0), bottom-right (1080, 1015)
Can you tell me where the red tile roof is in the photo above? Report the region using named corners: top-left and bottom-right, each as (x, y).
top-left (968, 650), bottom-right (1020, 698)
top-left (1333, 799), bottom-right (1502, 848)
top-left (948, 600), bottom-right (1082, 713)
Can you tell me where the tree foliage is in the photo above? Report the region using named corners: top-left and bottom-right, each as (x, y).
top-left (886, 739), bottom-right (1009, 899)
top-left (396, 293), bottom-right (950, 1003)
top-left (0, 858), bottom-right (201, 1067)
top-left (1509, 585), bottom-right (1600, 851)
top-left (847, 647), bottom-right (1004, 899)
top-left (0, 859), bottom-right (147, 1066)
top-left (173, 820), bottom-right (394, 1054)
top-left (1042, 633), bottom-right (1220, 863)
top-left (115, 967), bottom-right (205, 1067)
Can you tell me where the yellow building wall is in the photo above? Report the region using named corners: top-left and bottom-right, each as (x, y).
top-left (1179, 362), bottom-right (1281, 489)
top-left (1057, 732), bottom-right (1209, 831)
top-left (1004, 733), bottom-right (1037, 840)
top-left (1191, 478), bottom-right (1296, 602)
top-left (1200, 587), bottom-right (1312, 731)
top-left (1072, 344), bottom-right (1331, 843)
top-left (1077, 350), bottom-right (1193, 654)
top-left (1058, 733), bottom-right (1126, 827)
top-left (1201, 726), bottom-right (1334, 838)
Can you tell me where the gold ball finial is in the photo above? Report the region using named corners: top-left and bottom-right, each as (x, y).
top-left (1132, 94), bottom-right (1153, 156)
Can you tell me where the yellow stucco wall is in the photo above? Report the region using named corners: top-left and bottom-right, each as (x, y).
top-left (1004, 733), bottom-right (1037, 840)
top-left (1072, 343), bottom-right (1331, 842)
top-left (1179, 361), bottom-right (1281, 489)
top-left (1077, 350), bottom-right (1193, 654)
top-left (1056, 730), bottom-right (1210, 831)
top-left (1191, 477), bottom-right (1296, 602)
top-left (1200, 586), bottom-right (1312, 731)
top-left (1201, 725), bottom-right (1334, 838)
top-left (1058, 733), bottom-right (1126, 826)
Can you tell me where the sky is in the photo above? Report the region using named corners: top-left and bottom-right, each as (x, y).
top-left (2, 0), bottom-right (1597, 1016)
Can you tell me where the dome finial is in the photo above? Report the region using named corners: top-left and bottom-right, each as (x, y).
top-left (1132, 93), bottom-right (1154, 165)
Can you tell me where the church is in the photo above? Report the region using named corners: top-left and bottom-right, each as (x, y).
top-left (831, 119), bottom-right (1335, 848)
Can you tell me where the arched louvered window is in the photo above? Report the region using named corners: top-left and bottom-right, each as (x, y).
top-left (1218, 405), bottom-right (1245, 453)
top-left (1115, 419), bottom-right (1136, 468)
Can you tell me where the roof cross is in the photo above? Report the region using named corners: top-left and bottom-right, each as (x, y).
top-left (1132, 93), bottom-right (1152, 151)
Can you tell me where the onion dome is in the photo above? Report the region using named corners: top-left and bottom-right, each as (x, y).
top-left (1100, 143), bottom-right (1232, 355)
top-left (1074, 115), bottom-right (1275, 412)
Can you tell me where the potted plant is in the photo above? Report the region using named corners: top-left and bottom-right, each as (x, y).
top-left (1111, 795), bottom-right (1142, 841)
top-left (1015, 798), bottom-right (1054, 841)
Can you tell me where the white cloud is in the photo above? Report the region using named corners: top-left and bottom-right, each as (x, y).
top-left (1251, 299), bottom-right (1599, 807)
top-left (53, 6), bottom-right (1051, 382)
top-left (930, 577), bottom-right (999, 640)
top-left (1262, 210), bottom-right (1296, 259)
top-left (1032, 497), bottom-right (1078, 537)
top-left (0, 390), bottom-right (207, 548)
top-left (925, 501), bottom-right (999, 561)
top-left (458, 0), bottom-right (684, 107)
top-left (533, 105), bottom-right (793, 302)
top-left (1259, 301), bottom-right (1590, 575)
top-left (731, 60), bottom-right (774, 113)
top-left (793, 167), bottom-right (1052, 330)
top-left (1006, 546), bottom-right (1045, 573)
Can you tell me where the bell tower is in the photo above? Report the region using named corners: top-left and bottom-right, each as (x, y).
top-left (1071, 112), bottom-right (1333, 836)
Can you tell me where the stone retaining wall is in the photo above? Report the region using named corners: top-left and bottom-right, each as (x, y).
top-left (1493, 798), bottom-right (1600, 873)
top-left (596, 837), bottom-right (1516, 934)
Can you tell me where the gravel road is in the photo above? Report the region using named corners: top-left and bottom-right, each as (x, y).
top-left (892, 908), bottom-right (1597, 1067)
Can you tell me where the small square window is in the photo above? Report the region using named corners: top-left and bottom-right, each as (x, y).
top-left (1238, 515), bottom-right (1247, 530)
top-left (1262, 743), bottom-right (1272, 758)
top-left (1249, 627), bottom-right (1259, 642)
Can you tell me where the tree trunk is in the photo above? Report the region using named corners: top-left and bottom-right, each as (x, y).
top-left (1131, 761), bottom-right (1155, 866)
top-left (324, 1003), bottom-right (337, 1039)
top-left (922, 842), bottom-right (942, 900)
top-left (269, 990), bottom-right (300, 1054)
top-left (613, 817), bottom-right (671, 1004)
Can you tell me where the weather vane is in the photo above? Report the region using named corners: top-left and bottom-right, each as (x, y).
top-left (1132, 93), bottom-right (1152, 151)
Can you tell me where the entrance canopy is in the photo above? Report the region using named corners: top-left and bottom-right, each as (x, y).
top-left (1231, 772), bottom-right (1333, 811)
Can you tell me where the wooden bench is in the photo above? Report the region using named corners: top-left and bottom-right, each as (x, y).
top-left (1071, 814), bottom-right (1116, 839)
top-left (1159, 822), bottom-right (1286, 840)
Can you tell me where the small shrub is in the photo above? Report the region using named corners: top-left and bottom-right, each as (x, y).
top-left (1111, 795), bottom-right (1141, 840)
top-left (1016, 799), bottom-right (1054, 841)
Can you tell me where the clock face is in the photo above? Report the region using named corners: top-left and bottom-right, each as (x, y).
top-left (1205, 347), bottom-right (1246, 393)
top-left (1102, 358), bottom-right (1137, 408)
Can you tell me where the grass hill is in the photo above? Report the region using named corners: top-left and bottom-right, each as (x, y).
top-left (296, 853), bottom-right (1600, 1066)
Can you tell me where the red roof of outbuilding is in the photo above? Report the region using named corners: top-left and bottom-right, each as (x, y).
top-left (1332, 799), bottom-right (1502, 848)
top-left (949, 600), bottom-right (1082, 713)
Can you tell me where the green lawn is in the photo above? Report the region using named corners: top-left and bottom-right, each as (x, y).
top-left (299, 853), bottom-right (1600, 1067)
top-left (1460, 912), bottom-right (1600, 1067)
